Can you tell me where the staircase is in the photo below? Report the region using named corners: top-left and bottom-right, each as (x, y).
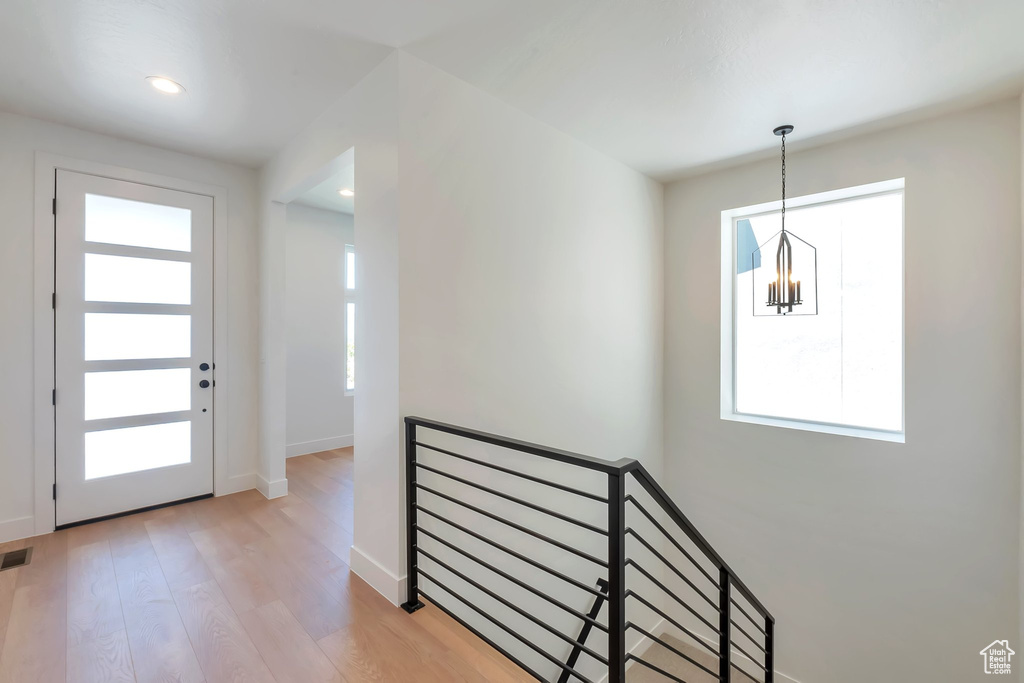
top-left (401, 417), bottom-right (774, 683)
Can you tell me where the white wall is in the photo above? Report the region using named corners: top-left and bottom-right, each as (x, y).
top-left (261, 52), bottom-right (401, 590)
top-left (397, 54), bottom-right (664, 479)
top-left (1020, 90), bottom-right (1024, 679)
top-left (396, 54), bottom-right (664, 679)
top-left (285, 203), bottom-right (355, 455)
top-left (664, 98), bottom-right (1022, 683)
top-left (0, 110), bottom-right (261, 541)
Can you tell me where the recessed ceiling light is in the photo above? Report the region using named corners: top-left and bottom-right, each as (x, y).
top-left (146, 76), bottom-right (184, 95)
top-left (338, 188), bottom-right (355, 197)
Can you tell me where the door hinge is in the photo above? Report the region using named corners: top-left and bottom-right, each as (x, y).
top-left (52, 198), bottom-right (57, 215)
top-left (52, 389), bottom-right (56, 405)
top-left (52, 484), bottom-right (56, 500)
top-left (52, 292), bottom-right (56, 309)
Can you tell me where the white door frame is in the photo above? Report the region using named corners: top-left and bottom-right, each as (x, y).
top-left (32, 153), bottom-right (230, 536)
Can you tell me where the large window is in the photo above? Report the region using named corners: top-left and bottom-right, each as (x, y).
top-left (721, 179), bottom-right (904, 441)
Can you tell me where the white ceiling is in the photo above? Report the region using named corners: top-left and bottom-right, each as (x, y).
top-left (0, 0), bottom-right (504, 166)
top-left (293, 163), bottom-right (355, 214)
top-left (405, 0), bottom-right (1024, 179)
top-left (2, 0), bottom-right (1024, 177)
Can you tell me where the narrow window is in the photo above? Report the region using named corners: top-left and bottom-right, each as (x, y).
top-left (346, 245), bottom-right (356, 291)
top-left (344, 245), bottom-right (356, 394)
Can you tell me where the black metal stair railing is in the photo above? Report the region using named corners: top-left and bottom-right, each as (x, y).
top-left (402, 416), bottom-right (775, 683)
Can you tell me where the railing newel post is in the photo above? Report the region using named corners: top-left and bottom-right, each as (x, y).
top-left (765, 616), bottom-right (775, 683)
top-left (607, 469), bottom-right (627, 683)
top-left (719, 568), bottom-right (731, 682)
top-left (401, 419), bottom-right (424, 613)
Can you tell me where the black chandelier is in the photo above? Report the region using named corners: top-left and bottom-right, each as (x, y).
top-left (751, 125), bottom-right (817, 316)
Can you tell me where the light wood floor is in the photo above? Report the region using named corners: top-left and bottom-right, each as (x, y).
top-left (0, 449), bottom-right (534, 683)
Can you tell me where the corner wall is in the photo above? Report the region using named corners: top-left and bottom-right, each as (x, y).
top-left (259, 51), bottom-right (664, 610)
top-left (664, 98), bottom-right (1022, 683)
top-left (260, 51), bottom-right (403, 597)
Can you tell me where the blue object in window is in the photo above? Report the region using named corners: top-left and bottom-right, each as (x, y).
top-left (736, 219), bottom-right (760, 274)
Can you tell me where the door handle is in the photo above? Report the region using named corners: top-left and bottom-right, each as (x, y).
top-left (199, 380), bottom-right (211, 389)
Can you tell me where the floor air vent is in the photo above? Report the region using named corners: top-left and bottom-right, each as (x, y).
top-left (0, 547), bottom-right (32, 572)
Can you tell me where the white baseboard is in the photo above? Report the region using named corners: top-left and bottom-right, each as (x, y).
top-left (774, 668), bottom-right (801, 683)
top-left (0, 516), bottom-right (37, 544)
top-left (595, 618), bottom-right (668, 683)
top-left (672, 625), bottom-right (802, 683)
top-left (286, 435), bottom-right (353, 458)
top-left (256, 474), bottom-right (289, 499)
top-left (350, 545), bottom-right (405, 606)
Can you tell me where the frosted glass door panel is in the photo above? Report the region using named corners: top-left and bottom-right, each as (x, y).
top-left (85, 254), bottom-right (191, 304)
top-left (85, 313), bottom-right (190, 360)
top-left (85, 421), bottom-right (191, 480)
top-left (85, 368), bottom-right (191, 420)
top-left (86, 194), bottom-right (192, 252)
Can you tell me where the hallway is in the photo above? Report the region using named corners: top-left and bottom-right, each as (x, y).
top-left (0, 449), bottom-right (532, 683)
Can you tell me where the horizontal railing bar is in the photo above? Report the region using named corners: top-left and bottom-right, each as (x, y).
top-left (415, 524), bottom-right (609, 634)
top-left (626, 591), bottom-right (718, 657)
top-left (729, 640), bottom-right (767, 672)
top-left (624, 654), bottom-right (688, 683)
top-left (629, 465), bottom-right (773, 620)
top-left (626, 559), bottom-right (720, 635)
top-left (730, 599), bottom-right (769, 638)
top-left (416, 461), bottom-right (608, 536)
top-left (732, 660), bottom-right (764, 683)
top-left (417, 570), bottom-right (597, 683)
top-left (730, 619), bottom-right (768, 655)
top-left (416, 505), bottom-right (607, 599)
top-left (625, 529), bottom-right (718, 610)
top-left (414, 440), bottom-right (607, 502)
top-left (626, 495), bottom-right (720, 589)
top-left (416, 548), bottom-right (610, 666)
top-left (626, 622), bottom-right (718, 679)
top-left (407, 416), bottom-right (635, 475)
top-left (415, 483), bottom-right (608, 567)
top-left (416, 592), bottom-right (547, 683)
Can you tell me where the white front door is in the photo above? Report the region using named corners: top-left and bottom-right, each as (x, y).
top-left (54, 170), bottom-right (215, 527)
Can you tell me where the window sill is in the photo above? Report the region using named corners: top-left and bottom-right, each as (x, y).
top-left (721, 411), bottom-right (905, 443)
